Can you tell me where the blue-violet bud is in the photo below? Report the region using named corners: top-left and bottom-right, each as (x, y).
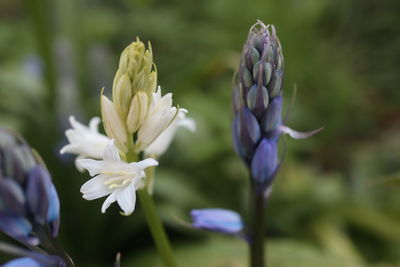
top-left (190, 208), bottom-right (244, 235)
top-left (0, 128), bottom-right (60, 245)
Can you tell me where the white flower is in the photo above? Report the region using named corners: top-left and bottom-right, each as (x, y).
top-left (77, 140), bottom-right (158, 215)
top-left (145, 109), bottom-right (196, 157)
top-left (135, 87), bottom-right (179, 152)
top-left (101, 94), bottom-right (129, 153)
top-left (60, 116), bottom-right (110, 170)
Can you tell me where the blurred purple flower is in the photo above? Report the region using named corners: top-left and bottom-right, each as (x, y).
top-left (191, 209), bottom-right (243, 235)
top-left (0, 128), bottom-right (60, 245)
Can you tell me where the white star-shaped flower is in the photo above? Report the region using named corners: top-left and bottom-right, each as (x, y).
top-left (77, 140), bottom-right (158, 215)
top-left (60, 116), bottom-right (110, 170)
top-left (135, 87), bottom-right (179, 152)
top-left (145, 108), bottom-right (196, 157)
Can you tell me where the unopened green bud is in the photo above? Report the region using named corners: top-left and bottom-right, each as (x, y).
top-left (253, 61), bottom-right (272, 86)
top-left (114, 74), bottom-right (133, 117)
top-left (112, 38), bottom-right (157, 121)
top-left (246, 84), bottom-right (269, 118)
top-left (242, 67), bottom-right (253, 89)
top-left (246, 47), bottom-right (260, 69)
top-left (268, 70), bottom-right (283, 98)
top-left (101, 93), bottom-right (128, 152)
top-left (126, 91), bottom-right (148, 134)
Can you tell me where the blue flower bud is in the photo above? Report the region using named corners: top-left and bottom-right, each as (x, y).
top-left (268, 70), bottom-right (283, 98)
top-left (253, 61), bottom-right (272, 86)
top-left (251, 138), bottom-right (278, 184)
top-left (261, 95), bottom-right (282, 134)
top-left (2, 255), bottom-right (66, 267)
top-left (245, 47), bottom-right (260, 70)
top-left (191, 209), bottom-right (243, 235)
top-left (0, 178), bottom-right (25, 216)
top-left (246, 84), bottom-right (269, 119)
top-left (0, 128), bottom-right (61, 244)
top-left (0, 215), bottom-right (38, 245)
top-left (26, 166), bottom-right (50, 225)
top-left (235, 108), bottom-right (261, 161)
top-left (232, 22), bottom-right (289, 193)
top-left (241, 66), bottom-right (253, 90)
top-left (232, 117), bottom-right (246, 160)
top-left (2, 257), bottom-right (44, 267)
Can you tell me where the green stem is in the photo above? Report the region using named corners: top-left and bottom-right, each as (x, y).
top-left (138, 189), bottom-right (176, 267)
top-left (22, 0), bottom-right (57, 112)
top-left (249, 182), bottom-right (266, 267)
top-left (126, 150), bottom-right (176, 267)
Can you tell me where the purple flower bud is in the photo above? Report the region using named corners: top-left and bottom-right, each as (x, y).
top-left (2, 257), bottom-right (44, 267)
top-left (268, 70), bottom-right (283, 98)
top-left (233, 21), bottom-right (284, 171)
top-left (236, 108), bottom-right (261, 161)
top-left (0, 215), bottom-right (38, 245)
top-left (232, 117), bottom-right (246, 160)
top-left (0, 128), bottom-right (61, 244)
top-left (246, 85), bottom-right (269, 119)
top-left (251, 138), bottom-right (278, 184)
top-left (261, 95), bottom-right (283, 134)
top-left (26, 166), bottom-right (50, 225)
top-left (0, 178), bottom-right (25, 216)
top-left (191, 209), bottom-right (243, 235)
top-left (2, 255), bottom-right (66, 267)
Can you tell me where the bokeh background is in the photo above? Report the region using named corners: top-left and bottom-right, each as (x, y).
top-left (1, 0), bottom-right (399, 266)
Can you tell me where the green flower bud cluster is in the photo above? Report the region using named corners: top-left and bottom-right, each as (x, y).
top-left (101, 39), bottom-right (158, 152)
top-left (111, 38), bottom-right (157, 134)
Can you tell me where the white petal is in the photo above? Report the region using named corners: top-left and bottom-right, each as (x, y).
top-left (178, 117), bottom-right (196, 132)
top-left (117, 184), bottom-right (137, 216)
top-left (60, 144), bottom-right (75, 154)
top-left (80, 175), bottom-right (111, 199)
top-left (69, 116), bottom-right (83, 130)
top-left (101, 95), bottom-right (128, 151)
top-left (101, 191), bottom-right (118, 213)
top-left (103, 140), bottom-right (121, 162)
top-left (128, 158), bottom-right (158, 170)
top-left (89, 117), bottom-right (101, 132)
top-left (77, 158), bottom-right (104, 176)
top-left (279, 125), bottom-right (323, 139)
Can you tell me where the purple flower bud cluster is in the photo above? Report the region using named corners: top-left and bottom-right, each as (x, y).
top-left (0, 128), bottom-right (66, 267)
top-left (233, 22), bottom-right (284, 189)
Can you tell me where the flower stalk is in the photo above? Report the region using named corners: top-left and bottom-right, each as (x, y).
top-left (249, 181), bottom-right (266, 267)
top-left (126, 152), bottom-right (176, 267)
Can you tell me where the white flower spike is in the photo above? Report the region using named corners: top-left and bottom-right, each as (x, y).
top-left (135, 86), bottom-right (179, 152)
top-left (145, 108), bottom-right (196, 157)
top-left (60, 116), bottom-right (110, 171)
top-left (77, 140), bottom-right (158, 215)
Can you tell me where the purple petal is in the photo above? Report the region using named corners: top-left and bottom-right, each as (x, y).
top-left (2, 257), bottom-right (44, 267)
top-left (261, 95), bottom-right (282, 133)
top-left (236, 108), bottom-right (261, 160)
top-left (2, 255), bottom-right (66, 267)
top-left (26, 166), bottom-right (50, 225)
top-left (251, 138), bottom-right (278, 183)
top-left (0, 178), bottom-right (25, 216)
top-left (232, 117), bottom-right (246, 159)
top-left (0, 214), bottom-right (38, 246)
top-left (46, 184), bottom-right (60, 237)
top-left (191, 208), bottom-right (243, 235)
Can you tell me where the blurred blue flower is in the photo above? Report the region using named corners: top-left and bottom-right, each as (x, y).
top-left (2, 255), bottom-right (66, 267)
top-left (0, 128), bottom-right (60, 245)
top-left (190, 209), bottom-right (243, 235)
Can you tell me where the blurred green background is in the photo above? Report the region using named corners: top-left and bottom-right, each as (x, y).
top-left (1, 0), bottom-right (399, 266)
